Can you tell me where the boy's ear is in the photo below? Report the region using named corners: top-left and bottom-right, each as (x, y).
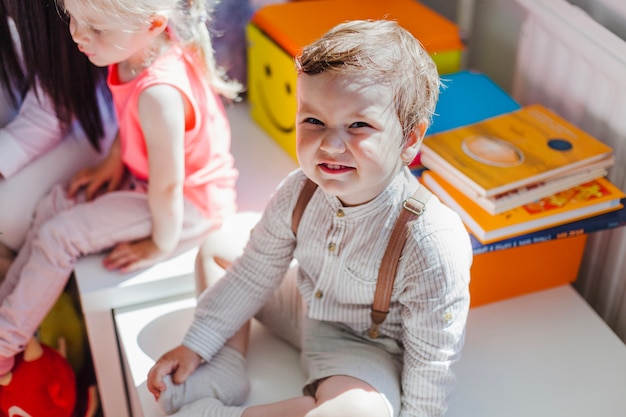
top-left (400, 122), bottom-right (427, 164)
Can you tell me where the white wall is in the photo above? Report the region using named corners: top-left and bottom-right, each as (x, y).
top-left (465, 0), bottom-right (525, 91)
top-left (459, 0), bottom-right (625, 92)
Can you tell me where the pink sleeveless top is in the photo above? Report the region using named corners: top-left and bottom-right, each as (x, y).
top-left (107, 44), bottom-right (238, 222)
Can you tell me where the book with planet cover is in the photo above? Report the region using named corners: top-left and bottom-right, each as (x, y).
top-left (420, 104), bottom-right (614, 198)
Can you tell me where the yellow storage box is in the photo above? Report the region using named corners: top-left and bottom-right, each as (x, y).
top-left (247, 0), bottom-right (464, 160)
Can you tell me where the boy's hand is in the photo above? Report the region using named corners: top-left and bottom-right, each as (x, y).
top-left (103, 238), bottom-right (168, 273)
top-left (147, 345), bottom-right (202, 400)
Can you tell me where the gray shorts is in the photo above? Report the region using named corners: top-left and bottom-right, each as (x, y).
top-left (255, 267), bottom-right (403, 416)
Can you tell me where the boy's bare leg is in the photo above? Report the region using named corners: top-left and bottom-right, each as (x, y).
top-left (194, 212), bottom-right (259, 297)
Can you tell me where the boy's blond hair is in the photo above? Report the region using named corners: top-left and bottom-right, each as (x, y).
top-left (296, 19), bottom-right (440, 142)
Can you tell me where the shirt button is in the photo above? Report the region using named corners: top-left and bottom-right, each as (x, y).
top-left (315, 290), bottom-right (323, 298)
top-left (336, 209), bottom-right (345, 218)
top-left (443, 312), bottom-right (453, 322)
top-left (328, 242), bottom-right (336, 252)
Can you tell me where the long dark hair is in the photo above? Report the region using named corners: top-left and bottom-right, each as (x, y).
top-left (0, 0), bottom-right (111, 151)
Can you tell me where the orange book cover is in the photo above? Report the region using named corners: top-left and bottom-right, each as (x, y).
top-left (422, 170), bottom-right (625, 244)
top-left (420, 104), bottom-right (614, 197)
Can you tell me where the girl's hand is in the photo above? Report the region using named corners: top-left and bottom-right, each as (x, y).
top-left (68, 134), bottom-right (125, 200)
top-left (103, 238), bottom-right (169, 273)
top-left (147, 345), bottom-right (203, 400)
top-left (67, 162), bottom-right (124, 201)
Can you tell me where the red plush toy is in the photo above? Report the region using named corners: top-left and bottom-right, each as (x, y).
top-left (0, 339), bottom-right (76, 417)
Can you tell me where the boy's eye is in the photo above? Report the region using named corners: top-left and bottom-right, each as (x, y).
top-left (90, 26), bottom-right (103, 35)
top-left (304, 117), bottom-right (323, 126)
top-left (350, 121), bottom-right (371, 128)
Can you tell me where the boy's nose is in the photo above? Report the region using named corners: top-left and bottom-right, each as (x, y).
top-left (319, 130), bottom-right (347, 154)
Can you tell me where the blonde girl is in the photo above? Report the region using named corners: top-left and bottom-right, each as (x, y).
top-left (0, 0), bottom-right (240, 382)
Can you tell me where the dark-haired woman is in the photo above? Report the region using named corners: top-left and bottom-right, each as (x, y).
top-left (0, 0), bottom-right (116, 278)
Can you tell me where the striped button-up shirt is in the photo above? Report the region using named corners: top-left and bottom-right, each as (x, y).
top-left (185, 167), bottom-right (472, 416)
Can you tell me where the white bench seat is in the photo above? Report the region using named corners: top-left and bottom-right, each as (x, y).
top-left (114, 285), bottom-right (626, 417)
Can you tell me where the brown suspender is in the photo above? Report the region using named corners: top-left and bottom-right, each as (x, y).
top-left (291, 178), bottom-right (319, 235)
top-left (368, 186), bottom-right (431, 338)
top-left (291, 178), bottom-right (431, 338)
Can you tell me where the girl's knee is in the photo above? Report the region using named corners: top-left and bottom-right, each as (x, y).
top-left (198, 213), bottom-right (256, 262)
top-left (33, 184), bottom-right (72, 222)
top-left (194, 231), bottom-right (232, 294)
top-left (194, 213), bottom-right (258, 293)
top-left (34, 213), bottom-right (83, 262)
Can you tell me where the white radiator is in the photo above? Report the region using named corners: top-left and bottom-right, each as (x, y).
top-left (512, 0), bottom-right (626, 342)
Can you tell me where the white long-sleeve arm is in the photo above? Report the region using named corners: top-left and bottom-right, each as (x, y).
top-left (0, 85), bottom-right (63, 178)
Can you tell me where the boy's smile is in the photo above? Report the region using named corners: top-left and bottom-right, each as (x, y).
top-left (296, 72), bottom-right (419, 207)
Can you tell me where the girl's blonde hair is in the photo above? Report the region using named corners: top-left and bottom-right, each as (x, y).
top-left (59, 0), bottom-right (241, 100)
top-left (296, 19), bottom-right (440, 143)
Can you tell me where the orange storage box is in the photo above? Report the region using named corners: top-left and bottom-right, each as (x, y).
top-left (247, 0), bottom-right (464, 160)
top-left (469, 234), bottom-right (587, 308)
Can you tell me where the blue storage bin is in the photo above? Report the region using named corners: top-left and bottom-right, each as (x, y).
top-left (429, 70), bottom-right (521, 135)
top-left (412, 70), bottom-right (521, 171)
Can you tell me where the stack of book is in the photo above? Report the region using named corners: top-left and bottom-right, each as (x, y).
top-left (420, 104), bottom-right (625, 245)
top-left (410, 70), bottom-right (521, 172)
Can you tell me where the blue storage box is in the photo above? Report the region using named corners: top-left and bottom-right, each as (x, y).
top-left (412, 70), bottom-right (520, 170)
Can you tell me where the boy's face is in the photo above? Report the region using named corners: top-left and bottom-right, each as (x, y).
top-left (296, 72), bottom-right (419, 206)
